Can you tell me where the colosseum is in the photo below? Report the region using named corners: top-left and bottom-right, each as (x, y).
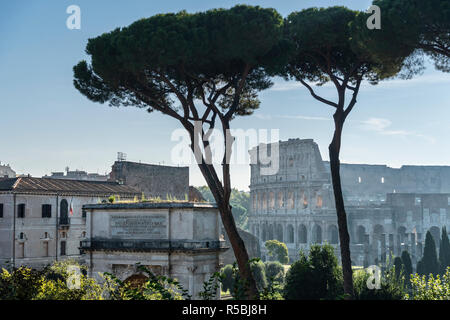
top-left (248, 138), bottom-right (450, 267)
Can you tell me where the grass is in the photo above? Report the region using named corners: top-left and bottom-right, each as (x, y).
top-left (105, 193), bottom-right (209, 204)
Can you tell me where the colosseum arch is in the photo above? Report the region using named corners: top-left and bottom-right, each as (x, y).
top-left (276, 224), bottom-right (284, 242)
top-left (268, 224), bottom-right (274, 240)
top-left (269, 192), bottom-right (275, 210)
top-left (262, 193), bottom-right (267, 210)
top-left (328, 225), bottom-right (338, 244)
top-left (277, 192), bottom-right (284, 208)
top-left (262, 224), bottom-right (268, 241)
top-left (356, 225), bottom-right (366, 244)
top-left (287, 224), bottom-right (294, 243)
top-left (312, 224), bottom-right (322, 244)
top-left (298, 224), bottom-right (307, 243)
top-left (397, 226), bottom-right (407, 244)
top-left (288, 191), bottom-right (295, 209)
top-left (373, 224), bottom-right (384, 235)
top-left (257, 192), bottom-right (261, 211)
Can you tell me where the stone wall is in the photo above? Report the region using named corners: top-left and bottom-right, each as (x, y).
top-left (109, 161), bottom-right (189, 200)
top-left (324, 162), bottom-right (450, 204)
top-left (220, 227), bottom-right (261, 266)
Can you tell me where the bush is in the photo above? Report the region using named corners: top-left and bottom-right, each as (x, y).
top-left (220, 264), bottom-right (234, 293)
top-left (283, 244), bottom-right (343, 300)
top-left (250, 260), bottom-right (268, 292)
top-left (221, 259), bottom-right (269, 299)
top-left (265, 240), bottom-right (289, 264)
top-left (354, 264), bottom-right (406, 300)
top-left (264, 261), bottom-right (285, 284)
top-left (407, 267), bottom-right (450, 300)
top-left (0, 266), bottom-right (44, 300)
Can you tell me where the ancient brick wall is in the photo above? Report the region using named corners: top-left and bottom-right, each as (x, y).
top-left (109, 161), bottom-right (189, 200)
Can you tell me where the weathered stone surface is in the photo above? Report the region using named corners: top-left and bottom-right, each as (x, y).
top-left (109, 161), bottom-right (189, 200)
top-left (220, 227), bottom-right (261, 266)
top-left (82, 202), bottom-right (227, 299)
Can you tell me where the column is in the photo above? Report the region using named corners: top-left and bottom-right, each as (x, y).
top-left (388, 234), bottom-right (394, 258)
top-left (364, 234), bottom-right (371, 267)
top-left (380, 233), bottom-right (386, 264)
top-left (396, 234), bottom-right (401, 256)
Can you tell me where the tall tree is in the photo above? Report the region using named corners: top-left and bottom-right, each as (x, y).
top-left (372, 0), bottom-right (450, 73)
top-left (439, 227), bottom-right (450, 274)
top-left (280, 6), bottom-right (412, 298)
top-left (418, 231), bottom-right (440, 276)
top-left (72, 5), bottom-right (284, 299)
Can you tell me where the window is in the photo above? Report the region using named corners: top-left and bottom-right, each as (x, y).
top-left (43, 242), bottom-right (49, 257)
top-left (415, 197), bottom-right (421, 205)
top-left (358, 177), bottom-right (362, 183)
top-left (42, 204), bottom-right (52, 218)
top-left (17, 204), bottom-right (25, 218)
top-left (0, 203), bottom-right (3, 218)
top-left (381, 177), bottom-right (385, 184)
top-left (82, 210), bottom-right (86, 219)
top-left (60, 241), bottom-right (66, 256)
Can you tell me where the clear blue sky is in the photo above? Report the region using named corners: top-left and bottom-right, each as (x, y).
top-left (1, 1), bottom-right (450, 190)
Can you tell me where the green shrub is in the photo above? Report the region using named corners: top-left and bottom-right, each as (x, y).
top-left (283, 244), bottom-right (343, 300)
top-left (250, 260), bottom-right (268, 292)
top-left (407, 267), bottom-right (450, 300)
top-left (264, 261), bottom-right (285, 284)
top-left (265, 240), bottom-right (289, 264)
top-left (354, 264), bottom-right (406, 300)
top-left (0, 266), bottom-right (44, 300)
top-left (220, 264), bottom-right (234, 293)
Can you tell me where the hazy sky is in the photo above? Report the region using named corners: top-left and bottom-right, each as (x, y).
top-left (1, 0), bottom-right (450, 191)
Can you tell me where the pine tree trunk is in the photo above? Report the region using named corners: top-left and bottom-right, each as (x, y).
top-left (329, 116), bottom-right (354, 299)
top-left (196, 161), bottom-right (259, 299)
top-left (218, 202), bottom-right (259, 299)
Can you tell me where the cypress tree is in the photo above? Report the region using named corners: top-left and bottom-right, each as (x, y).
top-left (393, 256), bottom-right (403, 280)
top-left (401, 250), bottom-right (413, 276)
top-left (419, 231), bottom-right (440, 276)
top-left (439, 227), bottom-right (450, 274)
top-left (416, 260), bottom-right (424, 275)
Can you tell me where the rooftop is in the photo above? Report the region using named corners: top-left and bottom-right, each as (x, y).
top-left (0, 177), bottom-right (140, 196)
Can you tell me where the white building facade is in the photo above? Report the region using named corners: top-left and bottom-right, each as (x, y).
top-left (0, 177), bottom-right (139, 269)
